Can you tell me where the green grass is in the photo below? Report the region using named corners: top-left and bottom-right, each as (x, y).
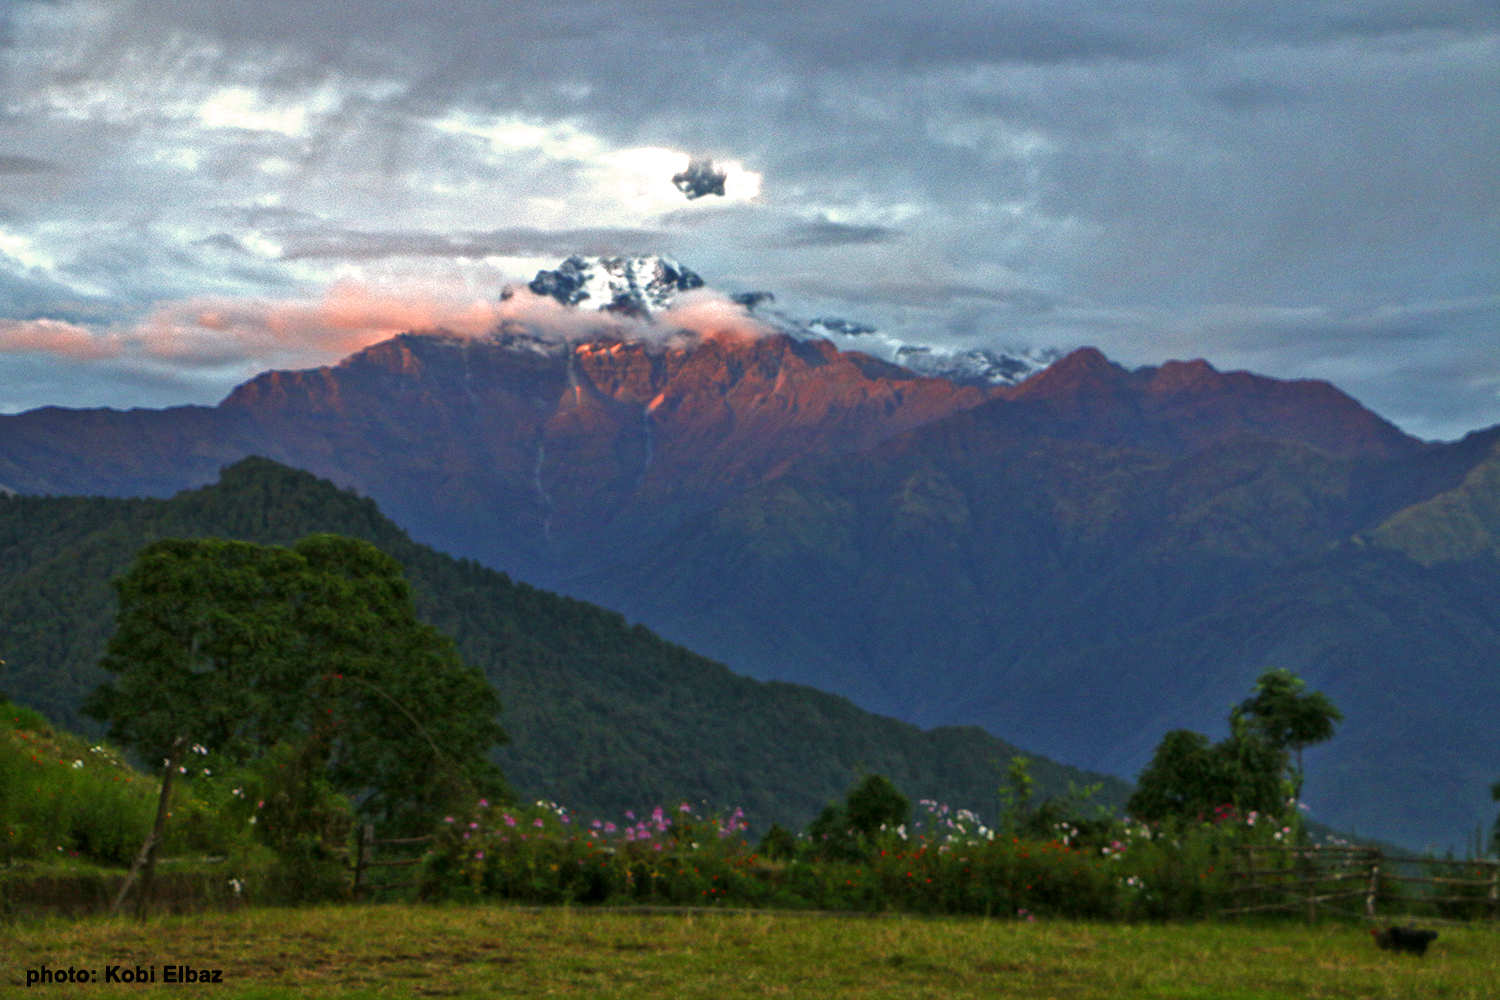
top-left (2, 905), bottom-right (1496, 998)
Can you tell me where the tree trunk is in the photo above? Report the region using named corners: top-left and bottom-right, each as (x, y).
top-left (111, 737), bottom-right (186, 918)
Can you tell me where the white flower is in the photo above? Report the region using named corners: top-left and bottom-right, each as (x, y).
top-left (71, 759), bottom-right (83, 769)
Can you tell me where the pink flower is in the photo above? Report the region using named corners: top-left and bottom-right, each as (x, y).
top-left (478, 799), bottom-right (489, 808)
top-left (653, 843), bottom-right (663, 852)
top-left (625, 811), bottom-right (635, 820)
top-left (444, 816), bottom-right (454, 823)
top-left (534, 818), bottom-right (545, 828)
top-left (561, 815), bottom-right (571, 824)
top-left (503, 814), bottom-right (517, 827)
top-left (592, 820), bottom-right (603, 829)
top-left (678, 803), bottom-right (692, 813)
top-left (469, 822), bottom-right (479, 829)
top-left (475, 851), bottom-right (485, 860)
top-left (604, 822), bottom-right (617, 833)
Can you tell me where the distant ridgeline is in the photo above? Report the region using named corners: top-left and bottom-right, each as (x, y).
top-left (0, 458), bottom-right (1128, 832)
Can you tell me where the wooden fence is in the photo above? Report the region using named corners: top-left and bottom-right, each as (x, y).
top-left (1226, 845), bottom-right (1500, 923)
top-left (350, 825), bottom-right (433, 899)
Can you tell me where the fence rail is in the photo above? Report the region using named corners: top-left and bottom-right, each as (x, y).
top-left (351, 824), bottom-right (433, 899)
top-left (1226, 845), bottom-right (1500, 923)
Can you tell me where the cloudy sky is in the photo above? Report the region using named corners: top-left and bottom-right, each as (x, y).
top-left (1, 1), bottom-right (1496, 439)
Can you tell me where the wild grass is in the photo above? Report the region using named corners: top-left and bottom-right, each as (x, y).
top-left (2, 904), bottom-right (1497, 999)
top-left (0, 699), bottom-right (260, 869)
top-left (0, 700), bottom-right (156, 866)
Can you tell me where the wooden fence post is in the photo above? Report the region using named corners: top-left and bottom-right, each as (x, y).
top-left (353, 823), bottom-right (373, 900)
top-left (1488, 861), bottom-right (1498, 922)
top-left (1304, 849), bottom-right (1317, 924)
top-left (1365, 850), bottom-right (1381, 920)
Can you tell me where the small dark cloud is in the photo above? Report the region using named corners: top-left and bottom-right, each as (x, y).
top-left (777, 219), bottom-right (900, 248)
top-left (672, 158), bottom-right (727, 200)
top-left (195, 233), bottom-right (250, 254)
top-left (0, 155), bottom-right (62, 175)
top-left (731, 291), bottom-right (775, 310)
top-left (280, 227), bottom-right (668, 261)
top-left (1210, 80), bottom-right (1304, 112)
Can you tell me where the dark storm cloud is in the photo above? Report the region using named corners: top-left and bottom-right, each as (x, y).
top-left (110, 1), bottom-right (1500, 79)
top-left (775, 220), bottom-right (900, 248)
top-left (280, 227), bottom-right (669, 262)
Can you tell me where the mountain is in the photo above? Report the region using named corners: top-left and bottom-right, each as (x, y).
top-left (0, 329), bottom-right (994, 587)
top-left (2, 308), bottom-right (1497, 848)
top-left (0, 457), bottom-right (1130, 831)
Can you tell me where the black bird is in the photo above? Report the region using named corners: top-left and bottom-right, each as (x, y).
top-left (1372, 926), bottom-right (1438, 955)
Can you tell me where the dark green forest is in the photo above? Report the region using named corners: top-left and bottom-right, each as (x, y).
top-left (0, 457), bottom-right (1129, 832)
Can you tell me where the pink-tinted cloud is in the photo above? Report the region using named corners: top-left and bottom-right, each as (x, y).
top-left (0, 281), bottom-right (777, 373)
top-left (0, 319), bottom-right (124, 360)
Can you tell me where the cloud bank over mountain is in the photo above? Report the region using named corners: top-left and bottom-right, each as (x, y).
top-left (0, 0), bottom-right (1496, 437)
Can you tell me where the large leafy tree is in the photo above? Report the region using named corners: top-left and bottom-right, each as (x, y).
top-left (1232, 667), bottom-right (1343, 805)
top-left (85, 535), bottom-right (510, 834)
top-left (1128, 668), bottom-right (1340, 824)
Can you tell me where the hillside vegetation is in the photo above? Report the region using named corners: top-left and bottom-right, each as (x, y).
top-left (0, 458), bottom-right (1128, 832)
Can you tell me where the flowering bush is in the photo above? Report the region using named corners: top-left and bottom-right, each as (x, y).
top-left (417, 788), bottom-right (1336, 920)
top-left (420, 799), bottom-right (759, 906)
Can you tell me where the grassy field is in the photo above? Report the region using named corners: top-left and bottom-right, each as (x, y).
top-left (3, 905), bottom-right (1497, 999)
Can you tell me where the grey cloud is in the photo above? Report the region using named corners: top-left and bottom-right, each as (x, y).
top-left (775, 220), bottom-right (900, 248)
top-left (280, 227), bottom-right (669, 261)
top-left (1209, 80), bottom-right (1304, 112)
top-left (195, 233), bottom-right (252, 254)
top-left (0, 271), bottom-right (122, 326)
top-left (790, 277), bottom-right (1059, 312)
top-left (0, 155), bottom-right (62, 174)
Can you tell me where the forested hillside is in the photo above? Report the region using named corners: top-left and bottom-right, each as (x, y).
top-left (0, 457), bottom-right (1128, 832)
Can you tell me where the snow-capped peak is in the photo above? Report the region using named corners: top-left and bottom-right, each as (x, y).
top-left (526, 255), bottom-right (705, 318)
top-left (512, 255), bottom-right (1058, 386)
top-left (891, 344), bottom-right (1062, 387)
